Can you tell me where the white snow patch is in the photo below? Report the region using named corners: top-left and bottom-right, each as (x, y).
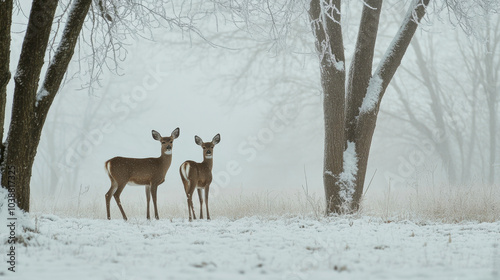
top-left (325, 170), bottom-right (335, 177)
top-left (35, 88), bottom-right (49, 106)
top-left (338, 141), bottom-right (358, 206)
top-left (360, 75), bottom-right (382, 114)
top-left (377, 2), bottom-right (415, 69)
top-left (333, 59), bottom-right (344, 72)
top-left (3, 214), bottom-right (499, 279)
top-left (0, 187), bottom-right (35, 234)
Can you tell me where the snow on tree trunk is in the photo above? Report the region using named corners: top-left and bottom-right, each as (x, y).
top-left (309, 0), bottom-right (347, 214)
top-left (338, 141), bottom-right (358, 211)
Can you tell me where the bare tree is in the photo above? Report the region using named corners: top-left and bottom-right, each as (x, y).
top-left (385, 10), bottom-right (499, 186)
top-left (212, 0), bottom-right (497, 214)
top-left (307, 0), bottom-right (430, 213)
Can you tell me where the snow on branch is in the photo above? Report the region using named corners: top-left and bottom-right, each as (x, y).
top-left (35, 88), bottom-right (49, 107)
top-left (359, 74), bottom-right (382, 114)
top-left (375, 0), bottom-right (428, 79)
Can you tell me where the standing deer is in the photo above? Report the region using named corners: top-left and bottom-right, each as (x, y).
top-left (180, 134), bottom-right (220, 221)
top-left (105, 127), bottom-right (180, 220)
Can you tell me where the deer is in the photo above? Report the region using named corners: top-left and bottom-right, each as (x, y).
top-left (180, 134), bottom-right (220, 221)
top-left (105, 127), bottom-right (180, 221)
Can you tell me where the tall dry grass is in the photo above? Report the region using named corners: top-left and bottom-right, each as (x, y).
top-left (361, 184), bottom-right (500, 223)
top-left (30, 184), bottom-right (500, 223)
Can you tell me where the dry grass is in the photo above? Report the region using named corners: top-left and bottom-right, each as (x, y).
top-left (30, 184), bottom-right (500, 223)
top-left (30, 189), bottom-right (325, 220)
top-left (361, 184), bottom-right (500, 223)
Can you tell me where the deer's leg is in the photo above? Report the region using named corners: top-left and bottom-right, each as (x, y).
top-left (182, 179), bottom-right (192, 222)
top-left (197, 188), bottom-right (204, 219)
top-left (188, 187), bottom-right (197, 221)
top-left (105, 181), bottom-right (118, 220)
top-left (152, 184), bottom-right (160, 220)
top-left (205, 186), bottom-right (210, 220)
top-left (190, 196), bottom-right (197, 220)
top-left (187, 196), bottom-right (192, 221)
top-left (187, 194), bottom-right (196, 221)
top-left (113, 184), bottom-right (128, 221)
top-left (145, 185), bottom-right (151, 220)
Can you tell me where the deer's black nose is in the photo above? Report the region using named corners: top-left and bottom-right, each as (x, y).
top-left (206, 150), bottom-right (212, 155)
top-left (167, 145), bottom-right (172, 150)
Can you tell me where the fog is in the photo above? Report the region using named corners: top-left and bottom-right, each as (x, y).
top-left (6, 2), bottom-right (496, 208)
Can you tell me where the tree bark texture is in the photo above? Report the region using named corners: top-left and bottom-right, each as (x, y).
top-left (1, 0), bottom-right (92, 211)
top-left (0, 0), bottom-right (13, 163)
top-left (352, 0), bottom-right (430, 211)
top-left (309, 0), bottom-right (346, 214)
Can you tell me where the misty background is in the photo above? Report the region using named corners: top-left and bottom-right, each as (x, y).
top-left (5, 2), bottom-right (498, 211)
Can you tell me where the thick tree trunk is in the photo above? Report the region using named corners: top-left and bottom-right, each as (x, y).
top-left (2, 0), bottom-right (59, 211)
top-left (1, 0), bottom-right (92, 211)
top-left (345, 0), bottom-right (383, 211)
top-left (345, 1), bottom-right (382, 144)
top-left (352, 0), bottom-right (430, 211)
top-left (485, 17), bottom-right (497, 185)
top-left (0, 0), bottom-right (13, 162)
top-left (309, 0), bottom-right (346, 214)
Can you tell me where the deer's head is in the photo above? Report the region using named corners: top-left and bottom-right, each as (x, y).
top-left (152, 127), bottom-right (180, 155)
top-left (194, 134), bottom-right (220, 159)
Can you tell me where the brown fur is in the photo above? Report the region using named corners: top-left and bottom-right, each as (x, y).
top-left (105, 128), bottom-right (179, 220)
top-left (180, 134), bottom-right (220, 221)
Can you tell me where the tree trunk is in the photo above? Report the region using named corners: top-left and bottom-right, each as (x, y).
top-left (345, 0), bottom-right (383, 211)
top-left (484, 16), bottom-right (497, 185)
top-left (345, 1), bottom-right (383, 144)
top-left (351, 0), bottom-right (430, 211)
top-left (411, 37), bottom-right (458, 184)
top-left (2, 0), bottom-right (59, 211)
top-left (309, 0), bottom-right (430, 214)
top-left (0, 0), bottom-right (13, 162)
top-left (1, 0), bottom-right (92, 212)
top-left (309, 0), bottom-right (346, 214)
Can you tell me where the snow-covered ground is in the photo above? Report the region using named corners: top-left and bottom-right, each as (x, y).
top-left (2, 214), bottom-right (499, 280)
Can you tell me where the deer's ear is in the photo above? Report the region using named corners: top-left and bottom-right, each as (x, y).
top-left (171, 127), bottom-right (180, 139)
top-left (212, 134), bottom-right (220, 145)
top-left (194, 135), bottom-right (203, 146)
top-left (152, 130), bottom-right (162, 141)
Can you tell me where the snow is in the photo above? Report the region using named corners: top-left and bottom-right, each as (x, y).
top-left (375, 2), bottom-right (413, 72)
top-left (333, 59), bottom-right (344, 72)
top-left (1, 213), bottom-right (499, 280)
top-left (35, 88), bottom-right (49, 106)
top-left (0, 187), bottom-right (34, 234)
top-left (361, 0), bottom-right (422, 115)
top-left (360, 74), bottom-right (382, 114)
top-left (338, 141), bottom-right (358, 206)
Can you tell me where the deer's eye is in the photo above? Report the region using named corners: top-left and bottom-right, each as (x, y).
top-left (162, 142), bottom-right (166, 144)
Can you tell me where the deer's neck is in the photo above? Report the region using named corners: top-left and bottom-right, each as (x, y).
top-left (159, 152), bottom-right (173, 169)
top-left (202, 157), bottom-right (213, 170)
